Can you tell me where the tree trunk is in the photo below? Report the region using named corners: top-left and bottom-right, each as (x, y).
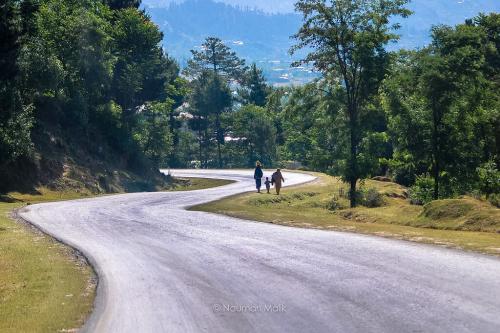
top-left (348, 103), bottom-right (359, 208)
top-left (433, 158), bottom-right (440, 200)
top-left (217, 140), bottom-right (222, 169)
top-left (349, 178), bottom-right (358, 208)
top-left (198, 130), bottom-right (203, 169)
top-left (216, 114), bottom-right (223, 168)
top-left (203, 128), bottom-right (208, 169)
top-left (431, 103), bottom-right (440, 200)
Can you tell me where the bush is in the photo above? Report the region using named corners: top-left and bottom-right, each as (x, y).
top-left (477, 160), bottom-right (500, 197)
top-left (327, 197), bottom-right (346, 211)
top-left (488, 193), bottom-right (500, 208)
top-left (348, 188), bottom-right (385, 208)
top-left (360, 188), bottom-right (385, 208)
top-left (248, 192), bottom-right (318, 206)
top-left (409, 175), bottom-right (435, 205)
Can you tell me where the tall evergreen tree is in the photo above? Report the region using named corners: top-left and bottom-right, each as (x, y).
top-left (185, 37), bottom-right (245, 167)
top-left (184, 36), bottom-right (246, 81)
top-left (240, 63), bottom-right (269, 107)
top-left (188, 71), bottom-right (231, 168)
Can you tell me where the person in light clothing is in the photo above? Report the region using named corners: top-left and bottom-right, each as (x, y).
top-left (271, 169), bottom-right (285, 195)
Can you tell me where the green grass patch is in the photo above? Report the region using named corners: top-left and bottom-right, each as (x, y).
top-left (416, 198), bottom-right (500, 232)
top-left (169, 177), bottom-right (235, 191)
top-left (248, 191), bottom-right (319, 206)
top-left (0, 191), bottom-right (95, 333)
top-left (192, 172), bottom-right (500, 256)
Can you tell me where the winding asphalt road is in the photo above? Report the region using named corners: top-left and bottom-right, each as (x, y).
top-left (19, 170), bottom-right (500, 333)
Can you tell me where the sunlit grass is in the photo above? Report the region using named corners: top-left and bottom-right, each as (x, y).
top-left (169, 177), bottom-right (235, 191)
top-left (0, 195), bottom-right (95, 333)
top-left (192, 172), bottom-right (500, 256)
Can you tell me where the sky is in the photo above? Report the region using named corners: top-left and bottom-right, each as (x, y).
top-left (143, 0), bottom-right (500, 15)
top-left (143, 0), bottom-right (297, 13)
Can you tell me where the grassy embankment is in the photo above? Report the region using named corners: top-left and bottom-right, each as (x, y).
top-left (170, 177), bottom-right (234, 191)
top-left (192, 172), bottom-right (500, 256)
top-left (0, 189), bottom-right (95, 333)
top-left (0, 177), bottom-right (231, 333)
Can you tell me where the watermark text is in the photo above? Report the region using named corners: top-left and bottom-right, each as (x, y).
top-left (212, 303), bottom-right (287, 313)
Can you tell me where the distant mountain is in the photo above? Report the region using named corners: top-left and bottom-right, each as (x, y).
top-left (144, 0), bottom-right (500, 85)
top-left (145, 0), bottom-right (314, 85)
top-left (144, 0), bottom-right (296, 13)
top-left (396, 0), bottom-right (500, 49)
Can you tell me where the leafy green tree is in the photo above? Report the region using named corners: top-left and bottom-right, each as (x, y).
top-left (381, 51), bottom-right (431, 186)
top-left (280, 82), bottom-right (339, 171)
top-left (474, 13), bottom-right (500, 163)
top-left (105, 0), bottom-right (141, 10)
top-left (383, 14), bottom-right (499, 199)
top-left (265, 87), bottom-right (289, 146)
top-left (477, 159), bottom-right (500, 198)
top-left (112, 8), bottom-right (170, 130)
top-left (230, 105), bottom-right (277, 167)
top-left (170, 129), bottom-right (199, 168)
top-left (1, 0), bottom-right (21, 82)
top-left (291, 0), bottom-right (411, 207)
top-left (0, 0), bottom-right (34, 169)
top-left (132, 101), bottom-right (173, 168)
top-left (188, 71), bottom-right (231, 168)
top-left (29, 0), bottom-right (115, 133)
top-left (1, 0), bottom-right (188, 191)
top-left (165, 75), bottom-right (190, 167)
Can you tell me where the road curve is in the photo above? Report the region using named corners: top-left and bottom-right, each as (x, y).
top-left (19, 169), bottom-right (500, 333)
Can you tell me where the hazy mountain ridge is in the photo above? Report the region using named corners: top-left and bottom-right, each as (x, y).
top-left (147, 0), bottom-right (316, 85)
top-left (144, 0), bottom-right (500, 84)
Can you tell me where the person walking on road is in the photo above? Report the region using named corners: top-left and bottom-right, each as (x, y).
top-left (264, 177), bottom-right (272, 194)
top-left (271, 169), bottom-right (285, 195)
top-left (254, 161), bottom-right (264, 193)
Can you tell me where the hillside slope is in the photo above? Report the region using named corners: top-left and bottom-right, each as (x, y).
top-left (1, 121), bottom-right (171, 195)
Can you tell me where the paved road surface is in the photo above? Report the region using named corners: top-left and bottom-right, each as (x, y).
top-left (19, 170), bottom-right (500, 333)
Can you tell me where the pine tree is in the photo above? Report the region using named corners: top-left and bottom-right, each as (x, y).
top-left (240, 63), bottom-right (269, 107)
top-left (184, 37), bottom-right (246, 81)
top-left (185, 37), bottom-right (245, 167)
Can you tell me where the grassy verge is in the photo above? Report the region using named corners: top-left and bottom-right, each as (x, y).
top-left (192, 172), bottom-right (500, 256)
top-left (0, 177), bottom-right (230, 332)
top-left (0, 189), bottom-right (96, 333)
top-left (169, 177), bottom-right (235, 191)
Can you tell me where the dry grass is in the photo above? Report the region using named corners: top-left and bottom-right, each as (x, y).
top-left (0, 191), bottom-right (95, 333)
top-left (192, 172), bottom-right (500, 256)
top-left (169, 177), bottom-right (235, 191)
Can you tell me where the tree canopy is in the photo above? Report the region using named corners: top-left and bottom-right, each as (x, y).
top-left (291, 0), bottom-right (411, 207)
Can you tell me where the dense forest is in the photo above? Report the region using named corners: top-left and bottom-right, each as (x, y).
top-left (1, 0), bottom-right (499, 207)
top-left (1, 0), bottom-right (185, 192)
